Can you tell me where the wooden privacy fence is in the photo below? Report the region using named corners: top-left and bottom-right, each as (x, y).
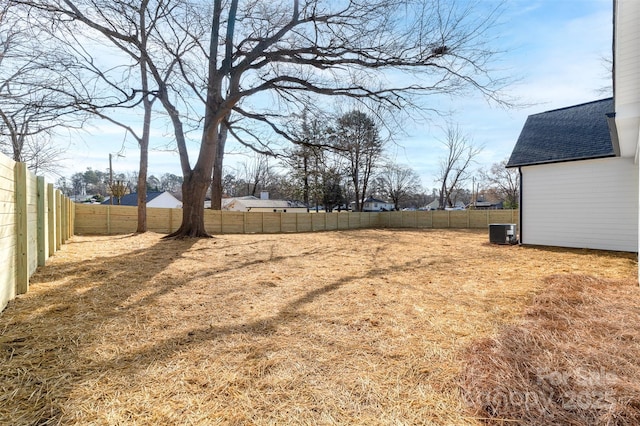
top-left (0, 154), bottom-right (74, 311)
top-left (75, 204), bottom-right (519, 235)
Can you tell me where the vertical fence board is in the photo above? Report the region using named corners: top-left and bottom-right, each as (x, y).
top-left (55, 191), bottom-right (62, 250)
top-left (65, 197), bottom-right (71, 240)
top-left (37, 176), bottom-right (46, 266)
top-left (47, 184), bottom-right (55, 256)
top-left (25, 172), bottom-right (38, 277)
top-left (61, 191), bottom-right (67, 244)
top-left (69, 197), bottom-right (75, 238)
top-left (14, 162), bottom-right (28, 295)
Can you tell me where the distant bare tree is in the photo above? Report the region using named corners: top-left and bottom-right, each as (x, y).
top-left (159, 173), bottom-right (183, 193)
top-left (376, 163), bottom-right (422, 210)
top-left (436, 125), bottom-right (482, 208)
top-left (238, 154), bottom-right (272, 197)
top-left (334, 110), bottom-right (385, 212)
top-left (480, 159), bottom-right (519, 208)
top-left (281, 109), bottom-right (331, 206)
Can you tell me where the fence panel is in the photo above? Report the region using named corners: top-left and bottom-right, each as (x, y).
top-left (203, 210), bottom-right (221, 234)
top-left (221, 212), bottom-right (246, 234)
top-left (280, 212), bottom-right (300, 232)
top-left (0, 155), bottom-right (17, 310)
top-left (263, 212), bottom-right (284, 233)
top-left (147, 207), bottom-right (179, 233)
top-left (26, 171), bottom-right (39, 277)
top-left (37, 177), bottom-right (47, 266)
top-left (292, 213), bottom-right (311, 232)
top-left (318, 213), bottom-right (340, 231)
top-left (0, 153), bottom-right (72, 312)
top-left (73, 205), bottom-right (519, 236)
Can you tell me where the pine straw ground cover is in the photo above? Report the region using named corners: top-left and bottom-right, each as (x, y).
top-left (0, 229), bottom-right (637, 425)
top-left (460, 274), bottom-right (640, 425)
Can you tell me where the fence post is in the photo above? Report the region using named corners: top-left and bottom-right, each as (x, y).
top-left (14, 162), bottom-right (28, 295)
top-left (66, 197), bottom-right (72, 240)
top-left (56, 190), bottom-right (62, 250)
top-left (61, 194), bottom-right (67, 244)
top-left (37, 176), bottom-right (46, 267)
top-left (70, 197), bottom-right (75, 237)
top-left (47, 184), bottom-right (55, 255)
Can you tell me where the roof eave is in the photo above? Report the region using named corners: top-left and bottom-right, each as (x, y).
top-left (506, 153), bottom-right (617, 168)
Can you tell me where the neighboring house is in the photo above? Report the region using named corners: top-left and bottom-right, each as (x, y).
top-left (359, 197), bottom-right (395, 212)
top-left (468, 200), bottom-right (503, 210)
top-left (221, 196), bottom-right (308, 213)
top-left (506, 0), bottom-right (639, 253)
top-left (443, 201), bottom-right (467, 210)
top-left (102, 191), bottom-right (183, 208)
top-left (423, 200), bottom-right (440, 210)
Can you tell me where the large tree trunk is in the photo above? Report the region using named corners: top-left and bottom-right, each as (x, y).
top-left (164, 0), bottom-right (236, 236)
top-left (165, 169), bottom-right (212, 238)
top-left (210, 149), bottom-right (223, 209)
top-left (210, 123), bottom-right (228, 210)
top-left (136, 101), bottom-right (150, 233)
top-left (136, 147), bottom-right (148, 233)
top-left (136, 8), bottom-right (151, 233)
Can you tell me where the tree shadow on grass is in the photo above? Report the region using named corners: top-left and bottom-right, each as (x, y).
top-left (1, 234), bottom-right (205, 424)
top-left (0, 232), bottom-right (412, 424)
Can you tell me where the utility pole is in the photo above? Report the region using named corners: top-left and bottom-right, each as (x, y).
top-left (472, 176), bottom-right (475, 209)
top-left (109, 153), bottom-right (113, 205)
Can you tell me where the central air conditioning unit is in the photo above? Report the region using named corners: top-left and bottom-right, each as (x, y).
top-left (489, 223), bottom-right (517, 245)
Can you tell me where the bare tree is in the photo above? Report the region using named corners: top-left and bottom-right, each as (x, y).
top-left (159, 173), bottom-right (183, 193)
top-left (333, 110), bottom-right (385, 212)
top-left (436, 124), bottom-right (482, 208)
top-left (0, 2), bottom-right (81, 173)
top-left (480, 159), bottom-right (519, 208)
top-left (16, 0), bottom-right (510, 237)
top-left (178, 0), bottom-right (508, 234)
top-left (237, 154), bottom-right (272, 197)
top-left (14, 0), bottom-right (207, 232)
top-left (281, 109), bottom-right (332, 206)
top-left (376, 163), bottom-right (422, 210)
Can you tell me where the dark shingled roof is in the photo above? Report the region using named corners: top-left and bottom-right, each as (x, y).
top-left (507, 98), bottom-right (616, 167)
top-left (102, 191), bottom-right (165, 206)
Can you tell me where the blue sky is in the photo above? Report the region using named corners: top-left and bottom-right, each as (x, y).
top-left (57, 0), bottom-right (614, 190)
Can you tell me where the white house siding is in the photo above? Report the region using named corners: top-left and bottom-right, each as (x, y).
top-left (614, 0), bottom-right (640, 157)
top-left (521, 157), bottom-right (638, 252)
top-left (148, 192), bottom-right (182, 208)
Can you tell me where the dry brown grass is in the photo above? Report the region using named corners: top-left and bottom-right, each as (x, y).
top-left (460, 274), bottom-right (640, 425)
top-left (0, 229), bottom-right (637, 425)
